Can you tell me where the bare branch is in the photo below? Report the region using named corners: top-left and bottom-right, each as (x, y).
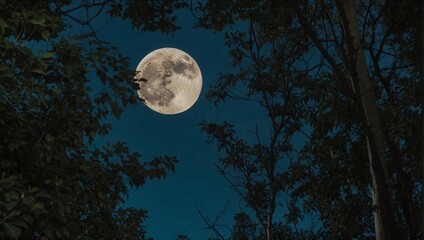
top-left (196, 202), bottom-right (229, 240)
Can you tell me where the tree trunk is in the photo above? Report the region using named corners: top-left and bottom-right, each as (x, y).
top-left (339, 0), bottom-right (397, 239)
top-left (266, 207), bottom-right (274, 240)
top-left (288, 0), bottom-right (400, 238)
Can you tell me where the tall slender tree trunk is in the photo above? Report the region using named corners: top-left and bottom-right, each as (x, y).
top-left (339, 0), bottom-right (397, 239)
top-left (288, 0), bottom-right (401, 238)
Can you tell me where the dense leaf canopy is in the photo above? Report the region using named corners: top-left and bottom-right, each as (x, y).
top-left (0, 0), bottom-right (185, 239)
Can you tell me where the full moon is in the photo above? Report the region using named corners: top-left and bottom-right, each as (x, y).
top-left (134, 48), bottom-right (202, 114)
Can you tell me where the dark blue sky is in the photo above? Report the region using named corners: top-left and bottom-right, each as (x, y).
top-left (83, 10), bottom-right (267, 239)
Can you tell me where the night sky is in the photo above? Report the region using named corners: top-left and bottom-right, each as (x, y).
top-left (81, 10), bottom-right (267, 239)
top-left (9, 1), bottom-right (416, 239)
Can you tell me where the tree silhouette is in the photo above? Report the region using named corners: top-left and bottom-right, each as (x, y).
top-left (0, 0), bottom-right (187, 239)
top-left (198, 0), bottom-right (422, 239)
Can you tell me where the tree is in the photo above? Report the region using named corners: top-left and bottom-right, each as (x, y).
top-left (198, 0), bottom-right (316, 238)
top-left (0, 0), bottom-right (187, 239)
top-left (197, 0), bottom-right (422, 239)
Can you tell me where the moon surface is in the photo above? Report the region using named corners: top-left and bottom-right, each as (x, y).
top-left (134, 48), bottom-right (202, 114)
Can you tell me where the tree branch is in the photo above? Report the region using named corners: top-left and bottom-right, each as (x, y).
top-left (196, 203), bottom-right (229, 240)
top-left (287, 2), bottom-right (355, 99)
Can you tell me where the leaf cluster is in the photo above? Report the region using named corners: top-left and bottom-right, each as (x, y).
top-left (0, 0), bottom-right (183, 239)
